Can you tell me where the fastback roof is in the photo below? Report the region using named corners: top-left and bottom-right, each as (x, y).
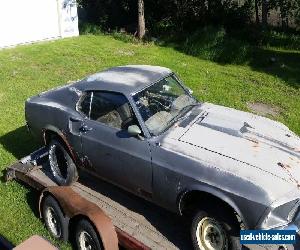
top-left (75, 65), bottom-right (172, 95)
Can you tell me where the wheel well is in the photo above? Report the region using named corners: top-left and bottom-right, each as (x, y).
top-left (43, 130), bottom-right (59, 145)
top-left (68, 214), bottom-right (104, 247)
top-left (180, 191), bottom-right (242, 226)
top-left (44, 129), bottom-right (77, 161)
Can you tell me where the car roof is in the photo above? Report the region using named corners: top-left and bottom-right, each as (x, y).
top-left (75, 65), bottom-right (172, 95)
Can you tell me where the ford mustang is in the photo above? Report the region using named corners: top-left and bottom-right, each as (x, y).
top-left (26, 65), bottom-right (300, 250)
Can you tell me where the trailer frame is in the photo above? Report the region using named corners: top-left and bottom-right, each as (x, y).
top-left (5, 147), bottom-right (149, 250)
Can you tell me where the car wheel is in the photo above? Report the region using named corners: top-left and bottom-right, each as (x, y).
top-left (42, 195), bottom-right (68, 241)
top-left (48, 139), bottom-right (78, 186)
top-left (191, 210), bottom-right (240, 250)
top-left (75, 219), bottom-right (103, 250)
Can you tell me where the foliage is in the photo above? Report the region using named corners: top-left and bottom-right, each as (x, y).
top-left (176, 26), bottom-right (251, 64)
top-left (79, 22), bottom-right (103, 35)
top-left (261, 29), bottom-right (300, 50)
top-left (159, 26), bottom-right (300, 65)
top-left (77, 0), bottom-right (300, 36)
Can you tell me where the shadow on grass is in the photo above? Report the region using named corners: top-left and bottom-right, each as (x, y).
top-left (0, 127), bottom-right (43, 224)
top-left (249, 48), bottom-right (300, 89)
top-left (25, 186), bottom-right (41, 218)
top-left (0, 126), bottom-right (39, 160)
top-left (155, 27), bottom-right (300, 89)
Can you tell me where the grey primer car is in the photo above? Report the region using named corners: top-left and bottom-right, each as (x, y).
top-left (26, 65), bottom-right (300, 250)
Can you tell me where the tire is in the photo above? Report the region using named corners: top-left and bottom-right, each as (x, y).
top-left (75, 219), bottom-right (103, 250)
top-left (42, 195), bottom-right (68, 241)
top-left (191, 209), bottom-right (241, 250)
top-left (48, 139), bottom-right (78, 186)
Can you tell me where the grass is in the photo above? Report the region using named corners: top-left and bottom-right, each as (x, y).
top-left (0, 33), bottom-right (299, 248)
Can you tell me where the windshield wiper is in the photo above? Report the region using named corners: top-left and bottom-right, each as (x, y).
top-left (166, 102), bottom-right (200, 127)
top-left (183, 103), bottom-right (200, 111)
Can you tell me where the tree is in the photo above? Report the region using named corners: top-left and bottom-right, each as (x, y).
top-left (276, 0), bottom-right (296, 29)
top-left (138, 0), bottom-right (146, 39)
top-left (262, 0), bottom-right (269, 27)
top-left (254, 0), bottom-right (260, 25)
top-left (296, 0), bottom-right (300, 26)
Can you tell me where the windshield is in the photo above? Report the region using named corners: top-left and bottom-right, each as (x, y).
top-left (132, 74), bottom-right (197, 136)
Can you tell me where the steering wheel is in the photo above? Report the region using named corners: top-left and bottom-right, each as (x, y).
top-left (151, 97), bottom-right (171, 111)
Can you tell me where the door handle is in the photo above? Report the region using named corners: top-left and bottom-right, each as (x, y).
top-left (79, 125), bottom-right (93, 132)
top-left (70, 116), bottom-right (83, 122)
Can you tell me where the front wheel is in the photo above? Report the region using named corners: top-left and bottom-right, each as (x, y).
top-left (191, 210), bottom-right (240, 250)
top-left (48, 139), bottom-right (78, 186)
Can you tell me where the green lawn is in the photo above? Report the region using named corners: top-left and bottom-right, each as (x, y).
top-left (0, 34), bottom-right (299, 248)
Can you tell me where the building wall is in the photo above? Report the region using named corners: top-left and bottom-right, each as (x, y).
top-left (0, 0), bottom-right (79, 48)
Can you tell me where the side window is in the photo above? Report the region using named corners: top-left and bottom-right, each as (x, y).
top-left (90, 91), bottom-right (138, 130)
top-left (77, 92), bottom-right (92, 117)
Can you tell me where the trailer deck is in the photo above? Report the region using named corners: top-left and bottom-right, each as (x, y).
top-left (6, 147), bottom-right (191, 249)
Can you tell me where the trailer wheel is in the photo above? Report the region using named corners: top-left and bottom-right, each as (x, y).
top-left (75, 219), bottom-right (103, 250)
top-left (191, 210), bottom-right (240, 250)
top-left (42, 195), bottom-right (68, 241)
top-left (48, 139), bottom-right (78, 186)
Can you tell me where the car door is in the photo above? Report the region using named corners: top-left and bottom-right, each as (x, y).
top-left (77, 91), bottom-right (153, 197)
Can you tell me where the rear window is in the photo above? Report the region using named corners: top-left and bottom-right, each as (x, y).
top-left (77, 92), bottom-right (92, 117)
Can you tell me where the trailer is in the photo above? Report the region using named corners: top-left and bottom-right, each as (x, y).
top-left (5, 147), bottom-right (295, 250)
top-left (5, 147), bottom-right (191, 250)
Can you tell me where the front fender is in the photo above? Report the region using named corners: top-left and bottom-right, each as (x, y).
top-left (178, 183), bottom-right (250, 229)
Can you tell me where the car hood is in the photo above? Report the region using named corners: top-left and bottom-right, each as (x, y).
top-left (170, 103), bottom-right (300, 186)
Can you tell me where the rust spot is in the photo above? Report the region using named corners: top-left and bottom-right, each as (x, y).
top-left (248, 138), bottom-right (260, 150)
top-left (292, 147), bottom-right (300, 153)
top-left (248, 138), bottom-right (259, 144)
top-left (278, 162), bottom-right (300, 189)
top-left (278, 162), bottom-right (291, 168)
top-left (82, 156), bottom-right (93, 170)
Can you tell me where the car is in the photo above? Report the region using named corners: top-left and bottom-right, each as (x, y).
top-left (26, 65), bottom-right (300, 250)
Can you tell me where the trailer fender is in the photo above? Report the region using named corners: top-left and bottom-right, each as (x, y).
top-left (39, 186), bottom-right (118, 250)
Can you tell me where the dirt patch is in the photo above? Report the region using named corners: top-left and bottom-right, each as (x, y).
top-left (247, 102), bottom-right (281, 117)
top-left (115, 49), bottom-right (135, 56)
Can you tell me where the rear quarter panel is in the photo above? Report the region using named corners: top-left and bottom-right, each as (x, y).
top-left (25, 86), bottom-right (81, 144)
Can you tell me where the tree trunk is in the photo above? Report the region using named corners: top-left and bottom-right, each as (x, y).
top-left (254, 0), bottom-right (260, 25)
top-left (138, 0), bottom-right (145, 39)
top-left (262, 0), bottom-right (268, 27)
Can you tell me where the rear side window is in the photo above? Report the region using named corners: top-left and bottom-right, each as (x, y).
top-left (77, 92), bottom-right (92, 117)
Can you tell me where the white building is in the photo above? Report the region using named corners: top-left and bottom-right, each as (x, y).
top-left (0, 0), bottom-right (79, 48)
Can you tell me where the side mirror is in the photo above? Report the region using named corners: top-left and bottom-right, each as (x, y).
top-left (187, 88), bottom-right (193, 95)
top-left (128, 125), bottom-right (142, 137)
